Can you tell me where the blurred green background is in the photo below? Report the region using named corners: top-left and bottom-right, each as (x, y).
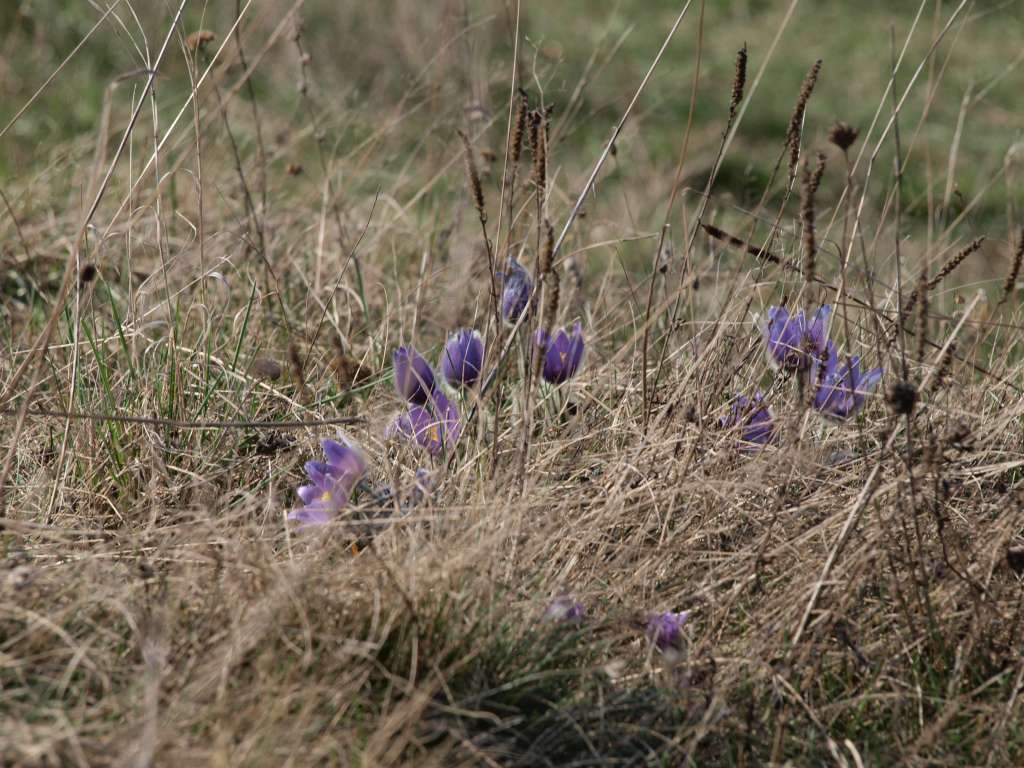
top-left (0, 0), bottom-right (1020, 231)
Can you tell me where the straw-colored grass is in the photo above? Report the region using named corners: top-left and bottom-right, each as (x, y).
top-left (3, 1), bottom-right (1024, 765)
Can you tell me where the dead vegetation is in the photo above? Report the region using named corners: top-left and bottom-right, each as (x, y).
top-left (2, 1), bottom-right (1024, 765)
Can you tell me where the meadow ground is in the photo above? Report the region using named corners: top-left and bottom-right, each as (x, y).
top-left (3, 0), bottom-right (1024, 765)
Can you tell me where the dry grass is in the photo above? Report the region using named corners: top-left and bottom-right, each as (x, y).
top-left (3, 1), bottom-right (1024, 765)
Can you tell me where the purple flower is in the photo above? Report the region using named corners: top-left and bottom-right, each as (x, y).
top-left (536, 322), bottom-right (585, 385)
top-left (811, 342), bottom-right (884, 421)
top-left (763, 305), bottom-right (831, 372)
top-left (386, 389), bottom-right (462, 455)
top-left (501, 257), bottom-right (533, 325)
top-left (393, 346), bottom-right (435, 404)
top-left (646, 611), bottom-right (690, 653)
top-left (544, 596), bottom-right (585, 623)
top-left (411, 468), bottom-right (435, 505)
top-left (719, 392), bottom-right (776, 452)
top-left (288, 435), bottom-right (367, 527)
top-left (440, 329), bottom-right (484, 388)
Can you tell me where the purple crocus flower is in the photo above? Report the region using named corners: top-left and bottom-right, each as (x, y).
top-left (289, 435), bottom-right (367, 527)
top-left (763, 305), bottom-right (831, 372)
top-left (385, 389), bottom-right (462, 455)
top-left (440, 329), bottom-right (484, 388)
top-left (501, 257), bottom-right (533, 325)
top-left (719, 392), bottom-right (776, 452)
top-left (646, 611), bottom-right (691, 653)
top-left (393, 346), bottom-right (435, 404)
top-left (544, 596), bottom-right (585, 623)
top-left (811, 342), bottom-right (884, 421)
top-left (536, 322), bottom-right (585, 385)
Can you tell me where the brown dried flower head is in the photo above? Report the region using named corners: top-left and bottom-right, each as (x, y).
top-left (828, 121), bottom-right (859, 151)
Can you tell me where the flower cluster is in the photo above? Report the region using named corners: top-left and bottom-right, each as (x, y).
top-left (288, 291), bottom-right (588, 530)
top-left (723, 304), bottom-right (884, 451)
top-left (386, 318), bottom-right (587, 455)
top-left (386, 334), bottom-right (485, 455)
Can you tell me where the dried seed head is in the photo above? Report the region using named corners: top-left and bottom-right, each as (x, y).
top-left (729, 44), bottom-right (748, 120)
top-left (702, 223), bottom-right (782, 265)
top-left (787, 59), bottom-right (823, 178)
top-left (286, 163), bottom-right (303, 176)
top-left (457, 129), bottom-right (487, 224)
top-left (800, 152), bottom-right (826, 284)
top-left (928, 238), bottom-right (985, 291)
top-left (186, 30), bottom-right (216, 52)
top-left (510, 90), bottom-right (528, 169)
top-left (999, 228), bottom-right (1024, 307)
top-left (828, 121), bottom-right (859, 151)
top-left (252, 357), bottom-right (283, 381)
top-left (79, 263), bottom-right (97, 284)
top-left (914, 266), bottom-right (929, 367)
top-left (886, 380), bottom-right (918, 416)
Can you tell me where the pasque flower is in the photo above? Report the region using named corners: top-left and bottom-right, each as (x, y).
top-left (646, 611), bottom-right (691, 653)
top-left (811, 342), bottom-right (884, 421)
top-left (536, 322), bottom-right (585, 385)
top-left (544, 596), bottom-right (585, 623)
top-left (393, 346), bottom-right (435, 404)
top-left (289, 435), bottom-right (367, 527)
top-left (386, 388), bottom-right (462, 455)
top-left (501, 257), bottom-right (533, 325)
top-left (763, 305), bottom-right (831, 372)
top-left (440, 329), bottom-right (484, 388)
top-left (719, 392), bottom-right (776, 452)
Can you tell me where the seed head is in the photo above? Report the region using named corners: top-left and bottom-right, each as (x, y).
top-left (828, 121), bottom-right (859, 151)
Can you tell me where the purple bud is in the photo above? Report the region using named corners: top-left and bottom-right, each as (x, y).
top-left (440, 329), bottom-right (484, 388)
top-left (645, 611), bottom-right (690, 652)
top-left (537, 322), bottom-right (585, 385)
top-left (393, 346), bottom-right (435, 404)
top-left (763, 305), bottom-right (831, 372)
top-left (543, 596), bottom-right (585, 623)
top-left (501, 257), bottom-right (532, 325)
